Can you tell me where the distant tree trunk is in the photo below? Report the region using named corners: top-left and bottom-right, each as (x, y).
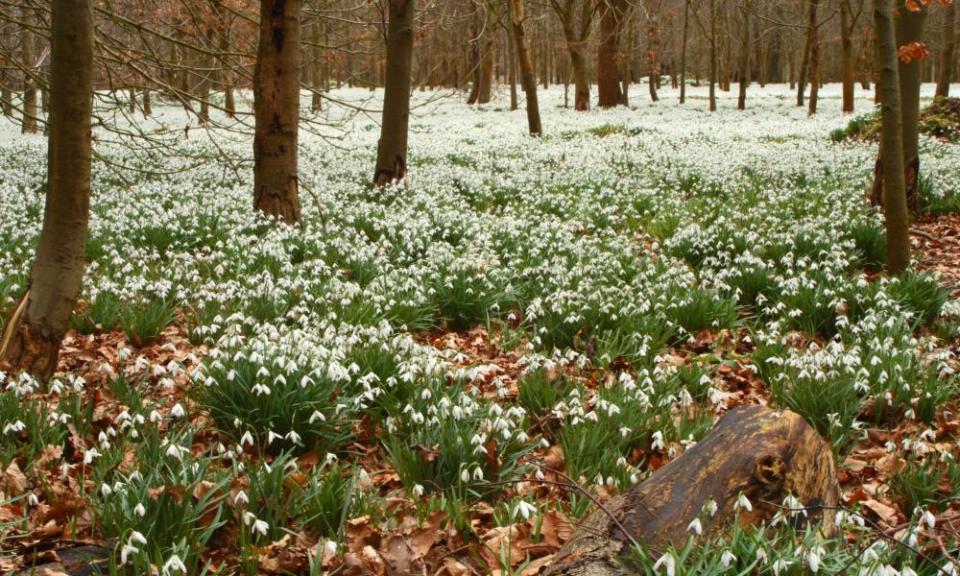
top-left (597, 0), bottom-right (625, 108)
top-left (477, 3), bottom-right (495, 104)
top-left (309, 17), bottom-right (324, 112)
top-left (1, 0), bottom-right (94, 381)
top-left (646, 12), bottom-right (660, 102)
top-left (198, 29), bottom-right (213, 124)
top-left (128, 87), bottom-right (136, 114)
top-left (253, 0), bottom-right (303, 225)
top-left (936, 1), bottom-right (955, 97)
top-left (219, 21), bottom-right (236, 118)
top-left (709, 0), bottom-right (717, 111)
top-left (21, 4), bottom-right (38, 134)
top-left (507, 24), bottom-right (518, 111)
top-left (143, 90), bottom-right (152, 116)
top-left (374, 0), bottom-right (414, 186)
top-left (874, 0), bottom-right (910, 274)
top-left (680, 0), bottom-right (689, 103)
top-left (807, 0), bottom-right (820, 116)
top-left (796, 1), bottom-right (814, 107)
top-left (552, 0), bottom-right (593, 111)
top-left (840, 0), bottom-right (857, 113)
top-left (737, 0), bottom-right (751, 110)
top-left (1, 79), bottom-right (11, 117)
top-left (509, 0), bottom-right (542, 136)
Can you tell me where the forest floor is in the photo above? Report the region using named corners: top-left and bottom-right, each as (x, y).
top-left (3, 84), bottom-right (960, 575)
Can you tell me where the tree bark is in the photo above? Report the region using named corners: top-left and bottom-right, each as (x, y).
top-left (597, 0), bottom-right (625, 108)
top-left (544, 406), bottom-right (838, 576)
top-left (646, 11), bottom-right (660, 103)
top-left (807, 0), bottom-right (820, 116)
top-left (874, 0), bottom-right (910, 275)
top-left (507, 23), bottom-right (518, 111)
top-left (1, 0), bottom-right (94, 381)
top-left (709, 0), bottom-right (717, 111)
top-left (373, 0), bottom-right (414, 186)
top-left (477, 3), bottom-right (495, 104)
top-left (936, 0), bottom-right (956, 97)
top-left (737, 0), bottom-right (751, 110)
top-left (510, 0), bottom-right (542, 136)
top-left (896, 5), bottom-right (925, 213)
top-left (679, 0), bottom-right (689, 104)
top-left (253, 0), bottom-right (303, 225)
top-left (840, 0), bottom-right (859, 113)
top-left (20, 3), bottom-right (38, 134)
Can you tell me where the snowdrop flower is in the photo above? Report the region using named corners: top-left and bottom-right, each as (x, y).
top-left (412, 484), bottom-right (425, 498)
top-left (771, 559), bottom-right (792, 575)
top-left (513, 500), bottom-right (537, 521)
top-left (162, 554), bottom-right (187, 575)
top-left (687, 518), bottom-right (702, 535)
top-left (734, 493), bottom-right (752, 512)
top-left (703, 499), bottom-right (718, 517)
top-left (807, 547), bottom-right (823, 573)
top-left (651, 431), bottom-right (665, 451)
top-left (120, 544), bottom-right (139, 565)
top-left (720, 550), bottom-right (736, 568)
top-left (239, 431), bottom-right (255, 447)
top-left (652, 552), bottom-right (675, 576)
top-left (234, 490), bottom-right (249, 506)
top-left (83, 448), bottom-right (101, 465)
top-left (922, 510), bottom-right (937, 529)
top-left (134, 503), bottom-right (146, 517)
top-left (169, 403), bottom-right (186, 418)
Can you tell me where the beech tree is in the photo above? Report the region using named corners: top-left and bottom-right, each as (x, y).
top-left (875, 0), bottom-right (910, 275)
top-left (550, 0), bottom-right (596, 111)
top-left (597, 0), bottom-right (627, 107)
top-left (253, 0), bottom-right (303, 225)
top-left (374, 0), bottom-right (415, 186)
top-left (0, 0), bottom-right (94, 380)
top-left (508, 0), bottom-right (543, 136)
top-left (839, 0), bottom-right (865, 113)
top-left (936, 0), bottom-right (956, 96)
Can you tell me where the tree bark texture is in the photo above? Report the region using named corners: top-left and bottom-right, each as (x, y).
top-left (1, 0), bottom-right (94, 381)
top-left (510, 0), bottom-right (542, 136)
top-left (544, 406), bottom-right (839, 576)
top-left (374, 0), bottom-right (415, 186)
top-left (936, 0), bottom-right (955, 97)
top-left (807, 0), bottom-right (821, 116)
top-left (597, 0), bottom-right (626, 108)
top-left (253, 0), bottom-right (303, 225)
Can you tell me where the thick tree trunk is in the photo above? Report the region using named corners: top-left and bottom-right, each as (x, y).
top-left (373, 0), bottom-right (414, 186)
top-left (597, 0), bottom-right (625, 108)
top-left (936, 0), bottom-right (956, 97)
top-left (679, 0), bottom-right (689, 104)
top-left (569, 45), bottom-right (590, 111)
top-left (874, 0), bottom-right (910, 274)
top-left (737, 0), bottom-right (751, 110)
top-left (253, 0), bottom-right (303, 225)
top-left (510, 0), bottom-right (542, 136)
top-left (1, 0), bottom-right (94, 381)
top-left (544, 406), bottom-right (838, 576)
top-left (840, 0), bottom-right (856, 113)
top-left (807, 0), bottom-right (820, 116)
top-left (477, 3), bottom-right (495, 105)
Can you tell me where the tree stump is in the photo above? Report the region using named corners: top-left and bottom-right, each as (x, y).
top-left (545, 405), bottom-right (838, 576)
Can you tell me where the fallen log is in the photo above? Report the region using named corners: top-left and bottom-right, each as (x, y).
top-left (545, 405), bottom-right (839, 576)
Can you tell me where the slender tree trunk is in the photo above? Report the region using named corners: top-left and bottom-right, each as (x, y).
top-left (597, 0), bottom-right (625, 108)
top-left (253, 0), bottom-right (303, 225)
top-left (709, 0), bottom-right (717, 111)
top-left (21, 4), bottom-right (38, 134)
top-left (874, 0), bottom-right (910, 274)
top-left (467, 7), bottom-right (482, 104)
top-left (680, 0), bottom-right (689, 103)
top-left (896, 5), bottom-right (926, 213)
top-left (840, 0), bottom-right (856, 113)
top-left (737, 0), bottom-right (751, 110)
top-left (796, 1), bottom-right (813, 107)
top-left (1, 0), bottom-right (94, 380)
top-left (477, 3), bottom-right (495, 104)
top-left (646, 14), bottom-right (660, 102)
top-left (219, 20), bottom-right (236, 118)
top-left (510, 0), bottom-right (542, 136)
top-left (807, 0), bottom-right (820, 116)
top-left (143, 90), bottom-right (152, 116)
top-left (507, 23), bottom-right (518, 111)
top-left (374, 0), bottom-right (414, 186)
top-left (310, 17), bottom-right (324, 112)
top-left (936, 0), bottom-right (956, 97)
top-left (128, 87), bottom-right (136, 114)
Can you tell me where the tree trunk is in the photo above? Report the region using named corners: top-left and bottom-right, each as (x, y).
top-left (219, 21), bottom-right (236, 118)
top-left (709, 0), bottom-right (717, 111)
top-left (544, 406), bottom-right (838, 576)
top-left (569, 45), bottom-right (590, 111)
top-left (1, 0), bottom-right (94, 381)
top-left (737, 0), bottom-right (751, 110)
top-left (936, 0), bottom-right (956, 97)
top-left (143, 90), bottom-right (152, 116)
top-left (507, 24), bottom-right (518, 111)
top-left (510, 0), bottom-right (542, 136)
top-left (874, 0), bottom-right (910, 275)
top-left (467, 6), bottom-right (483, 104)
top-left (807, 0), bottom-right (820, 116)
top-left (253, 0), bottom-right (303, 225)
top-left (373, 0), bottom-right (414, 186)
top-left (646, 15), bottom-right (659, 103)
top-left (896, 5), bottom-right (925, 213)
top-left (477, 3), bottom-right (495, 105)
top-left (21, 3), bottom-right (38, 134)
top-left (840, 0), bottom-right (856, 113)
top-left (679, 0), bottom-right (689, 104)
top-left (597, 0), bottom-right (625, 108)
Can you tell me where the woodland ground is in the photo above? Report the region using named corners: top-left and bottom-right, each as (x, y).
top-left (2, 83), bottom-right (960, 575)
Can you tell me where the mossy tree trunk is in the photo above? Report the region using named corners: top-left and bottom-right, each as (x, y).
top-left (373, 0), bottom-right (414, 187)
top-left (253, 0), bottom-right (303, 225)
top-left (544, 406), bottom-right (839, 576)
top-left (1, 0), bottom-right (94, 381)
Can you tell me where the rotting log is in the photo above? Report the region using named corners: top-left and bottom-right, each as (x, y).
top-left (545, 405), bottom-right (838, 576)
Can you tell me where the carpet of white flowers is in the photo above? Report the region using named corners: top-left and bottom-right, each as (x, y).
top-left (2, 84), bottom-right (960, 575)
